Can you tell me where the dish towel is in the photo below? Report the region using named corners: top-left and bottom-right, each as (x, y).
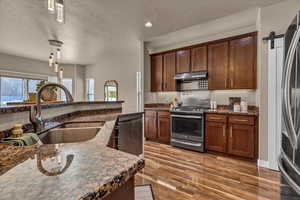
top-left (1, 133), bottom-right (41, 146)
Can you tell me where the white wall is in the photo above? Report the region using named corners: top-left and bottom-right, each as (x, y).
top-left (85, 40), bottom-right (143, 113)
top-left (0, 52), bottom-right (85, 101)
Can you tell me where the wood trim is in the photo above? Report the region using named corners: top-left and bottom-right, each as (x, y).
top-left (150, 32), bottom-right (258, 56)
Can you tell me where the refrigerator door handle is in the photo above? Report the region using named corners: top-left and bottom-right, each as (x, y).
top-left (282, 26), bottom-right (300, 148)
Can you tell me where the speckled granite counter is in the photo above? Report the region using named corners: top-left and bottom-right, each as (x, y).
top-left (0, 101), bottom-right (124, 114)
top-left (205, 109), bottom-right (258, 116)
top-left (0, 118), bottom-right (145, 200)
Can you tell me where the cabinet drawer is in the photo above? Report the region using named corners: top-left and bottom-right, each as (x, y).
top-left (206, 114), bottom-right (227, 123)
top-left (158, 111), bottom-right (170, 118)
top-left (229, 115), bottom-right (255, 125)
top-left (145, 110), bottom-right (157, 117)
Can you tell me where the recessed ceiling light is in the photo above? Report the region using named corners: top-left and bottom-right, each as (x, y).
top-left (145, 21), bottom-right (153, 28)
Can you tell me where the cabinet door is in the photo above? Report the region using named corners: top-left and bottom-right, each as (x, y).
top-left (176, 49), bottom-right (190, 74)
top-left (144, 111), bottom-right (157, 139)
top-left (208, 42), bottom-right (229, 90)
top-left (229, 36), bottom-right (257, 89)
top-left (191, 46), bottom-right (207, 72)
top-left (228, 124), bottom-right (255, 158)
top-left (157, 111), bottom-right (171, 144)
top-left (163, 52), bottom-right (177, 91)
top-left (205, 121), bottom-right (227, 153)
top-left (151, 55), bottom-right (163, 92)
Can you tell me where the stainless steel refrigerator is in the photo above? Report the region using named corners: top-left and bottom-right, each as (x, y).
top-left (279, 11), bottom-right (300, 198)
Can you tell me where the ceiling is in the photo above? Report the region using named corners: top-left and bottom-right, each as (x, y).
top-left (0, 0), bottom-right (285, 65)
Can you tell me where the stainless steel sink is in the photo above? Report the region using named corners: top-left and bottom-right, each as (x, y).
top-left (39, 121), bottom-right (104, 144)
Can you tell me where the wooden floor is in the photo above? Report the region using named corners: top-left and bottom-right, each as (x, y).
top-left (135, 141), bottom-right (284, 200)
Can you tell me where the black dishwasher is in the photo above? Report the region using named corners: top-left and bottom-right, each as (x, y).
top-left (117, 113), bottom-right (144, 156)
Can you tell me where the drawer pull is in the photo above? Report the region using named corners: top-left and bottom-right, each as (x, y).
top-left (223, 126), bottom-right (226, 137)
top-left (209, 117), bottom-right (223, 121)
top-left (232, 119), bottom-right (249, 122)
top-left (230, 127), bottom-right (233, 138)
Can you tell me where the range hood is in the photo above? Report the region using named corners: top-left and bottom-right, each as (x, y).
top-left (174, 71), bottom-right (208, 81)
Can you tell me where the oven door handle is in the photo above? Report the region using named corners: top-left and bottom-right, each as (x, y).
top-left (171, 115), bottom-right (202, 119)
top-left (171, 139), bottom-right (202, 147)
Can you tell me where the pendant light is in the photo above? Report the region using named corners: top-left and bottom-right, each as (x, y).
top-left (48, 0), bottom-right (55, 13)
top-left (49, 53), bottom-right (54, 67)
top-left (56, 48), bottom-right (61, 60)
top-left (59, 68), bottom-right (64, 80)
top-left (54, 62), bottom-right (59, 73)
top-left (56, 0), bottom-right (65, 23)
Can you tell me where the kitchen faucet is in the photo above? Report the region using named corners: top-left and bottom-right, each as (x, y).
top-left (30, 83), bottom-right (74, 133)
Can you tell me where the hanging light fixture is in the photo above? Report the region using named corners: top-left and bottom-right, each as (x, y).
top-left (59, 68), bottom-right (64, 80)
top-left (56, 0), bottom-right (65, 23)
top-left (49, 53), bottom-right (54, 67)
top-left (48, 40), bottom-right (64, 79)
top-left (56, 48), bottom-right (61, 60)
top-left (48, 0), bottom-right (55, 13)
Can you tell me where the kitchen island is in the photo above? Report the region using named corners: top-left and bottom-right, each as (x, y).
top-left (0, 119), bottom-right (145, 200)
top-left (0, 101), bottom-right (145, 200)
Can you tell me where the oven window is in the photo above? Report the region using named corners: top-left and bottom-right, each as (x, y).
top-left (172, 116), bottom-right (203, 137)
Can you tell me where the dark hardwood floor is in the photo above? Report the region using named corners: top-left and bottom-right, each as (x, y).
top-left (135, 141), bottom-right (285, 200)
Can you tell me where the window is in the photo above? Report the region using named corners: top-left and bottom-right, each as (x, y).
top-left (0, 77), bottom-right (43, 104)
top-left (61, 79), bottom-right (73, 101)
top-left (104, 80), bottom-right (118, 102)
top-left (87, 79), bottom-right (94, 101)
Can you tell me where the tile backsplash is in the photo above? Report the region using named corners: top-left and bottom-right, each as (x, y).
top-left (144, 90), bottom-right (257, 106)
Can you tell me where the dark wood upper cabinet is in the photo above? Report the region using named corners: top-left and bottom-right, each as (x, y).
top-left (208, 42), bottom-right (229, 90)
top-left (163, 52), bottom-right (176, 91)
top-left (176, 49), bottom-right (191, 74)
top-left (157, 111), bottom-right (171, 144)
top-left (191, 46), bottom-right (207, 72)
top-left (151, 55), bottom-right (163, 92)
top-left (229, 36), bottom-right (257, 89)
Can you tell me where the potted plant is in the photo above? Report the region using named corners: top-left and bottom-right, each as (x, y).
top-left (36, 80), bottom-right (58, 102)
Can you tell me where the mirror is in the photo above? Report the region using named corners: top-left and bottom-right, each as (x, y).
top-left (104, 80), bottom-right (118, 101)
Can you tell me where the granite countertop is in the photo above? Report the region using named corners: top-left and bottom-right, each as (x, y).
top-left (205, 109), bottom-right (259, 116)
top-left (144, 107), bottom-right (170, 111)
top-left (0, 117), bottom-right (145, 200)
top-left (0, 101), bottom-right (125, 114)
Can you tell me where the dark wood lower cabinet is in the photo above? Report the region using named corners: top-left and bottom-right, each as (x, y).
top-left (228, 124), bottom-right (255, 158)
top-left (205, 121), bottom-right (227, 153)
top-left (205, 113), bottom-right (257, 159)
top-left (157, 111), bottom-right (171, 143)
top-left (145, 111), bottom-right (157, 140)
top-left (103, 177), bottom-right (134, 200)
top-left (144, 110), bottom-right (171, 144)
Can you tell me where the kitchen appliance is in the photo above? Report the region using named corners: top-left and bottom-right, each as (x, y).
top-left (170, 100), bottom-right (210, 152)
top-left (279, 11), bottom-right (300, 196)
top-left (174, 71), bottom-right (208, 91)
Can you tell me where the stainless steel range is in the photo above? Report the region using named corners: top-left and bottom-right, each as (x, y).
top-left (170, 100), bottom-right (210, 152)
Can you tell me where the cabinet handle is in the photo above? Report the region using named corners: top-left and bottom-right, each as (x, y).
top-left (230, 127), bottom-right (233, 138)
top-left (230, 79), bottom-right (233, 88)
top-left (225, 79), bottom-right (227, 88)
top-left (232, 119), bottom-right (249, 122)
top-left (210, 117), bottom-right (223, 121)
top-left (223, 126), bottom-right (226, 137)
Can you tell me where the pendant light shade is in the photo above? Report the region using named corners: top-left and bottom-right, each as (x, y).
top-left (49, 53), bottom-right (54, 67)
top-left (48, 0), bottom-right (55, 13)
top-left (56, 0), bottom-right (65, 23)
top-left (54, 62), bottom-right (59, 73)
top-left (59, 68), bottom-right (64, 80)
top-left (56, 48), bottom-right (61, 60)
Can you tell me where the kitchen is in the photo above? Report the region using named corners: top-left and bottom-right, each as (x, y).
top-left (1, 0), bottom-right (300, 200)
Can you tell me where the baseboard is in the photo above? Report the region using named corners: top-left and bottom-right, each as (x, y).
top-left (257, 159), bottom-right (270, 168)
